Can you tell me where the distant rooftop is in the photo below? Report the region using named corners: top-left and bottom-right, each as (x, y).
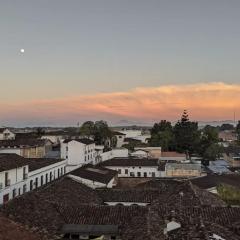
top-left (63, 138), bottom-right (95, 145)
top-left (0, 139), bottom-right (47, 148)
top-left (161, 151), bottom-right (186, 158)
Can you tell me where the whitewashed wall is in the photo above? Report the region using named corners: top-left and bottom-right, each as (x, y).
top-left (104, 165), bottom-right (160, 178)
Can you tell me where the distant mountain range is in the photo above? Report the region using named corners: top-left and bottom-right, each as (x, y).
top-left (112, 119), bottom-right (238, 128)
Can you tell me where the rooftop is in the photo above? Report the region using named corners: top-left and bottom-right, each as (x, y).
top-left (190, 174), bottom-right (240, 190)
top-left (69, 164), bottom-right (117, 184)
top-left (27, 158), bottom-right (65, 171)
top-left (161, 151), bottom-right (186, 158)
top-left (63, 138), bottom-right (95, 145)
top-left (0, 154), bottom-right (28, 171)
top-left (0, 138), bottom-right (47, 148)
top-left (1, 177), bottom-right (239, 239)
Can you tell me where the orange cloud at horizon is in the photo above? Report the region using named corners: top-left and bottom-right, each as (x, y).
top-left (0, 82), bottom-right (240, 124)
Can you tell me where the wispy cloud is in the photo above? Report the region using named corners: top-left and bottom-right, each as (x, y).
top-left (1, 82), bottom-right (240, 125)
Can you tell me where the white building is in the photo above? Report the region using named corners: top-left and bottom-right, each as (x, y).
top-left (99, 158), bottom-right (161, 178)
top-left (68, 164), bottom-right (118, 189)
top-left (27, 158), bottom-right (67, 192)
top-left (97, 148), bottom-right (129, 163)
top-left (61, 138), bottom-right (96, 172)
top-left (0, 153), bottom-right (66, 204)
top-left (112, 131), bottom-right (126, 148)
top-left (0, 128), bottom-right (15, 140)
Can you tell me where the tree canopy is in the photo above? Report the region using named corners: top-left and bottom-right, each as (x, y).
top-left (173, 110), bottom-right (199, 155)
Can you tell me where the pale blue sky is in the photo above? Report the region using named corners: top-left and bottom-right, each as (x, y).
top-left (1, 0), bottom-right (240, 103)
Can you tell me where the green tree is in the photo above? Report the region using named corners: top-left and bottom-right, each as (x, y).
top-left (151, 120), bottom-right (172, 135)
top-left (199, 125), bottom-right (222, 161)
top-left (79, 121), bottom-right (95, 138)
top-left (173, 110), bottom-right (200, 155)
top-left (94, 120), bottom-right (112, 145)
top-left (149, 120), bottom-right (174, 150)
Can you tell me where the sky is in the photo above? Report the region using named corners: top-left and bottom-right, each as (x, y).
top-left (1, 0), bottom-right (240, 126)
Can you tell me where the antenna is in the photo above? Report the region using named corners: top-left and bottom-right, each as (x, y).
top-left (234, 110), bottom-right (236, 126)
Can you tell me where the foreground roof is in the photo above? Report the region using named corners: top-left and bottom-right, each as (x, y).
top-left (0, 214), bottom-right (41, 240)
top-left (1, 176), bottom-right (234, 240)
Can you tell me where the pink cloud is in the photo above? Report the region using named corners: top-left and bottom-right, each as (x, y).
top-left (1, 82), bottom-right (240, 125)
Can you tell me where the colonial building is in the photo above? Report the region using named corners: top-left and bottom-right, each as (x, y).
top-left (99, 158), bottom-right (161, 178)
top-left (0, 153), bottom-right (66, 204)
top-left (61, 138), bottom-right (96, 171)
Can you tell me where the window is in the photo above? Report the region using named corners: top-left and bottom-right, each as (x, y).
top-left (23, 184), bottom-right (27, 193)
top-left (58, 169), bottom-right (60, 178)
top-left (85, 156), bottom-right (87, 162)
top-left (35, 178), bottom-right (38, 188)
top-left (18, 188), bottom-right (21, 195)
top-left (137, 172), bottom-right (141, 177)
top-left (118, 169), bottom-right (121, 174)
top-left (5, 172), bottom-right (9, 187)
top-left (61, 168), bottom-right (63, 175)
top-left (12, 189), bottom-right (16, 198)
top-left (23, 166), bottom-right (27, 179)
top-left (130, 172), bottom-right (135, 177)
top-left (66, 146), bottom-right (68, 151)
top-left (144, 172), bottom-right (147, 177)
top-left (46, 173), bottom-right (48, 183)
top-left (50, 172), bottom-right (52, 181)
top-left (152, 172), bottom-right (156, 178)
top-left (41, 175), bottom-right (44, 185)
top-left (125, 169), bottom-right (128, 174)
top-left (30, 180), bottom-right (33, 190)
